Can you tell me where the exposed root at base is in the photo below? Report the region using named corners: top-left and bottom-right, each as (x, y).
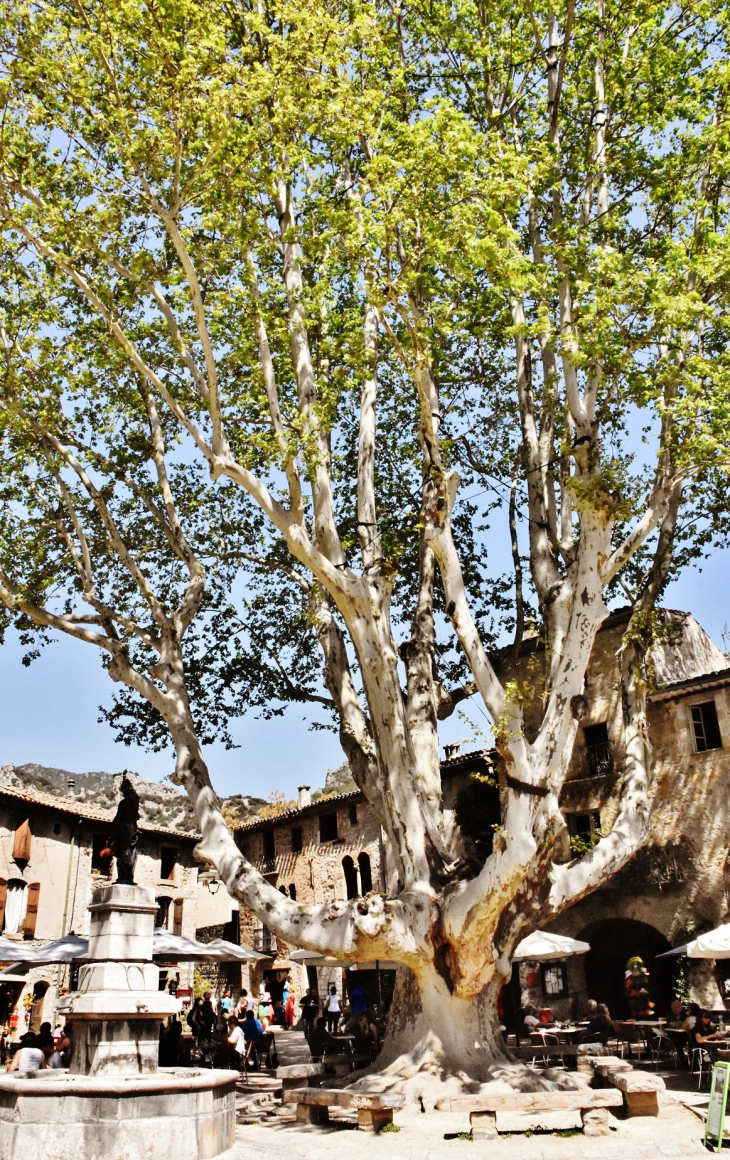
top-left (339, 1055), bottom-right (585, 1110)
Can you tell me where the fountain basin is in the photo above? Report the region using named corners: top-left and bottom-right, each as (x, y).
top-left (0, 1067), bottom-right (236, 1160)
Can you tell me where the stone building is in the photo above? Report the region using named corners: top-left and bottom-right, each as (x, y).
top-left (224, 606), bottom-right (730, 1026)
top-left (0, 782), bottom-right (199, 1037)
top-left (498, 607), bottom-right (730, 1023)
top-left (225, 752), bottom-right (494, 1011)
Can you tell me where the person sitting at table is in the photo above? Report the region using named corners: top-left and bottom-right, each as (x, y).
top-left (686, 1006), bottom-right (722, 1067)
top-left (307, 1016), bottom-right (335, 1061)
top-left (579, 1003), bottom-right (612, 1045)
top-left (352, 1014), bottom-right (377, 1056)
top-left (584, 999), bottom-right (598, 1020)
top-left (666, 999), bottom-right (688, 1028)
top-left (523, 1006), bottom-right (540, 1036)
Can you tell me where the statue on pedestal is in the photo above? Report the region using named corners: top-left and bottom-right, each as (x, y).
top-left (109, 772), bottom-right (139, 885)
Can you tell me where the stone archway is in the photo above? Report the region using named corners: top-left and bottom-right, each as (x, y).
top-left (579, 918), bottom-right (674, 1019)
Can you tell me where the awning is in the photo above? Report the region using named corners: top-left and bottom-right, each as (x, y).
top-left (513, 931), bottom-right (591, 962)
top-left (658, 923), bottom-right (730, 960)
top-left (0, 930), bottom-right (270, 967)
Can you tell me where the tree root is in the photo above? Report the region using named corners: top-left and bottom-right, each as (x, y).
top-left (338, 1053), bottom-right (584, 1110)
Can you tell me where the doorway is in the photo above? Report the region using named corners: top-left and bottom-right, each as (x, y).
top-left (580, 918), bottom-right (673, 1018)
top-left (29, 981), bottom-right (49, 1033)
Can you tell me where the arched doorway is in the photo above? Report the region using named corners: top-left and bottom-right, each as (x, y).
top-left (580, 919), bottom-right (673, 1019)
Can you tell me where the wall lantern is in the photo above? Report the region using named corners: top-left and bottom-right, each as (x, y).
top-left (200, 870), bottom-right (220, 895)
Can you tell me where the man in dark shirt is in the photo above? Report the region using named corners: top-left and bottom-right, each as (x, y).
top-left (200, 991), bottom-right (215, 1039)
top-left (300, 989), bottom-right (318, 1037)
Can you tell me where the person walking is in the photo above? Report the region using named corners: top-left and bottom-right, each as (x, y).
top-left (324, 984), bottom-right (341, 1033)
top-left (300, 988), bottom-right (318, 1037)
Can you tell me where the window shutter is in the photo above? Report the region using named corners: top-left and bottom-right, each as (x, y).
top-left (13, 818), bottom-right (32, 861)
top-left (0, 879), bottom-right (7, 930)
top-left (173, 898), bottom-right (183, 936)
top-left (24, 882), bottom-right (40, 938)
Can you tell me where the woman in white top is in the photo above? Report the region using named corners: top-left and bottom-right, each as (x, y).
top-left (7, 1032), bottom-right (46, 1073)
top-left (324, 984), bottom-right (341, 1033)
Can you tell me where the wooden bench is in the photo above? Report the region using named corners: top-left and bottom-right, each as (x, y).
top-left (591, 1059), bottom-right (664, 1117)
top-left (282, 1087), bottom-right (405, 1131)
top-left (436, 1089), bottom-right (623, 1139)
top-left (275, 1063), bottom-right (325, 1092)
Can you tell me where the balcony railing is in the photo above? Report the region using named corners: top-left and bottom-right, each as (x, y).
top-left (586, 741), bottom-right (614, 777)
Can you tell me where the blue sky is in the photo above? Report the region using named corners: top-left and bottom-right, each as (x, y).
top-left (1, 544), bottom-right (727, 801)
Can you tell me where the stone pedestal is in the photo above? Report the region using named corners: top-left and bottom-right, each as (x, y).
top-left (58, 884), bottom-right (179, 1076)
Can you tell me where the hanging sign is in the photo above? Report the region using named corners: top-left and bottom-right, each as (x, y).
top-left (705, 1061), bottom-right (730, 1150)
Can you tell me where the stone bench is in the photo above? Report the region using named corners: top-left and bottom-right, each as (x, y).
top-left (436, 1089), bottom-right (623, 1139)
top-left (275, 1063), bottom-right (324, 1092)
top-left (282, 1087), bottom-right (405, 1131)
top-left (591, 1059), bottom-right (664, 1117)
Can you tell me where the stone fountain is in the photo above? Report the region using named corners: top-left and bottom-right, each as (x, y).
top-left (0, 786), bottom-right (236, 1160)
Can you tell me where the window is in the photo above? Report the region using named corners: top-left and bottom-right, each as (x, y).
top-left (342, 855), bottom-right (358, 899)
top-left (583, 722), bottom-right (613, 777)
top-left (567, 811), bottom-right (602, 841)
top-left (349, 804), bottom-right (358, 825)
top-left (262, 830), bottom-right (275, 859)
top-left (253, 924), bottom-right (275, 954)
top-left (288, 883), bottom-right (297, 901)
top-left (358, 852), bottom-right (373, 894)
top-left (3, 880), bottom-right (27, 935)
top-left (583, 722), bottom-right (609, 747)
top-left (156, 897), bottom-right (172, 929)
top-left (319, 813), bottom-right (338, 843)
top-left (690, 701), bottom-right (723, 753)
top-left (13, 818), bottom-right (32, 862)
top-left (541, 962), bottom-right (567, 998)
top-left (53, 823), bottom-right (62, 836)
top-left (91, 834), bottom-right (113, 875)
top-left (160, 847), bottom-right (177, 881)
top-left (291, 827), bottom-right (303, 853)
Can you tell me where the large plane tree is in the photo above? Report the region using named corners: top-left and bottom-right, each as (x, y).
top-left (0, 0), bottom-right (728, 1091)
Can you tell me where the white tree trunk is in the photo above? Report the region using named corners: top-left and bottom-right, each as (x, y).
top-left (359, 967), bottom-right (511, 1103)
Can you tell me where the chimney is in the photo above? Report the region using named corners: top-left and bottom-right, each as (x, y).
top-left (443, 743), bottom-right (461, 759)
top-left (67, 777), bottom-right (76, 792)
top-left (298, 785), bottom-right (311, 809)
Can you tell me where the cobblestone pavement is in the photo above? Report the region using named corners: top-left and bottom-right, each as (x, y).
top-left (227, 1030), bottom-right (709, 1160)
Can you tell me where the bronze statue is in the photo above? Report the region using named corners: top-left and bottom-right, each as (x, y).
top-left (109, 772), bottom-right (140, 885)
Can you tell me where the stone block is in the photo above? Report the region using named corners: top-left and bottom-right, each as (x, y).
top-left (581, 1107), bottom-right (610, 1136)
top-left (625, 1091), bottom-right (660, 1117)
top-left (357, 1108), bottom-right (393, 1132)
top-left (296, 1103), bottom-right (329, 1124)
top-left (69, 1018), bottom-right (161, 1076)
top-left (470, 1110), bottom-right (497, 1140)
top-left (78, 962), bottom-right (159, 993)
top-left (87, 883), bottom-right (158, 961)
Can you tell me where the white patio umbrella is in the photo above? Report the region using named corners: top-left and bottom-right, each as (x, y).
top-left (658, 923), bottom-right (730, 960)
top-left (0, 932), bottom-right (89, 964)
top-left (152, 929), bottom-right (227, 961)
top-left (289, 948), bottom-right (342, 965)
top-left (204, 938), bottom-right (269, 962)
top-left (513, 930), bottom-right (591, 962)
